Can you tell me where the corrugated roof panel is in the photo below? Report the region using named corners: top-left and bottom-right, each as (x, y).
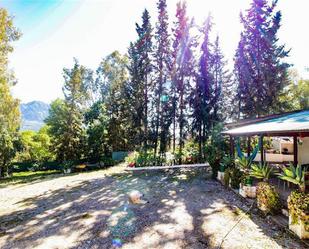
top-left (223, 110), bottom-right (309, 135)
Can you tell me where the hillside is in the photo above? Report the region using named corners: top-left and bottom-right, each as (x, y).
top-left (20, 101), bottom-right (50, 131)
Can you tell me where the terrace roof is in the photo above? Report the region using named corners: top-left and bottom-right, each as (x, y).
top-left (223, 109), bottom-right (309, 136)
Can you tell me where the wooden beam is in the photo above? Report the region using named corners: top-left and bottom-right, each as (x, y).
top-left (260, 135), bottom-right (264, 164)
top-left (293, 135), bottom-right (298, 166)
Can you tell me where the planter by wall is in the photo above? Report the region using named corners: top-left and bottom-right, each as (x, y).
top-left (217, 171), bottom-right (225, 184)
top-left (63, 168), bottom-right (71, 174)
top-left (244, 185), bottom-right (256, 198)
top-left (239, 184), bottom-right (256, 198)
top-left (289, 215), bottom-right (309, 239)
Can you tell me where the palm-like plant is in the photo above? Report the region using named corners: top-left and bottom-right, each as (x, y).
top-left (236, 156), bottom-right (253, 172)
top-left (250, 162), bottom-right (273, 182)
top-left (277, 164), bottom-right (305, 192)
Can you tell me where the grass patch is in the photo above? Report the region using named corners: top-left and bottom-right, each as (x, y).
top-left (0, 170), bottom-right (61, 187)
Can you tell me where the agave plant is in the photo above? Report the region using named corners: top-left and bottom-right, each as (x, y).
top-left (277, 164), bottom-right (305, 192)
top-left (250, 162), bottom-right (273, 182)
top-left (236, 156), bottom-right (253, 172)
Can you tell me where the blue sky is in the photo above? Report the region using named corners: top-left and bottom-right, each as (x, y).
top-left (2, 0), bottom-right (309, 103)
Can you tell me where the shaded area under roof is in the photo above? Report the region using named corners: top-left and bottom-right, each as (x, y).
top-left (223, 110), bottom-right (309, 136)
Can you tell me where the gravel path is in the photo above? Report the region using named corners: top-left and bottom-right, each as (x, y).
top-left (0, 166), bottom-right (306, 249)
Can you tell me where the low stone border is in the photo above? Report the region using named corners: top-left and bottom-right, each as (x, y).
top-left (125, 163), bottom-right (209, 172)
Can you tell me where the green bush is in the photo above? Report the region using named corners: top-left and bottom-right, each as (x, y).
top-left (256, 182), bottom-right (281, 214)
top-left (224, 168), bottom-right (231, 187)
top-left (219, 155), bottom-right (234, 172)
top-left (100, 156), bottom-right (115, 167)
top-left (288, 191), bottom-right (309, 230)
top-left (125, 151), bottom-right (165, 167)
top-left (204, 124), bottom-right (228, 179)
top-left (230, 167), bottom-right (243, 189)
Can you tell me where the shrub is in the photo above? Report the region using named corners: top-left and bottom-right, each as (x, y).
top-left (277, 164), bottom-right (305, 192)
top-left (288, 191), bottom-right (309, 230)
top-left (204, 124), bottom-right (228, 179)
top-left (256, 182), bottom-right (281, 214)
top-left (230, 167), bottom-right (243, 189)
top-left (250, 162), bottom-right (273, 182)
top-left (182, 140), bottom-right (200, 164)
top-left (219, 155), bottom-right (234, 172)
top-left (125, 151), bottom-right (165, 167)
top-left (100, 156), bottom-right (115, 167)
top-left (224, 168), bottom-right (231, 187)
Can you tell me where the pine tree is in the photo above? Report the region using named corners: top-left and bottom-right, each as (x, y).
top-left (192, 16), bottom-right (213, 159)
top-left (172, 1), bottom-right (195, 162)
top-left (0, 9), bottom-right (21, 177)
top-left (212, 35), bottom-right (231, 122)
top-left (46, 59), bottom-right (92, 162)
top-left (95, 51), bottom-right (130, 152)
top-left (127, 9), bottom-right (153, 150)
top-left (153, 0), bottom-right (172, 157)
top-left (234, 0), bottom-right (290, 118)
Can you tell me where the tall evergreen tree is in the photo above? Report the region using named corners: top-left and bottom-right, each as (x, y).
top-left (95, 51), bottom-right (130, 152)
top-left (234, 0), bottom-right (290, 118)
top-left (0, 8), bottom-right (21, 177)
top-left (46, 59), bottom-right (92, 162)
top-left (192, 16), bottom-right (213, 159)
top-left (172, 1), bottom-right (195, 162)
top-left (212, 35), bottom-right (231, 122)
top-left (127, 9), bottom-right (153, 150)
top-left (153, 0), bottom-right (172, 157)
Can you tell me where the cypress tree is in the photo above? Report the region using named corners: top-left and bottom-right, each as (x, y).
top-left (234, 0), bottom-right (290, 118)
top-left (172, 1), bottom-right (195, 162)
top-left (127, 9), bottom-right (153, 150)
top-left (153, 0), bottom-right (172, 157)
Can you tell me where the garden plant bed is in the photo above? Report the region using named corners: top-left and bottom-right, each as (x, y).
top-left (0, 165), bottom-right (306, 249)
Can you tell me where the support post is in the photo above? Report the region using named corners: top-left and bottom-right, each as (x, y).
top-left (293, 135), bottom-right (298, 166)
top-left (247, 136), bottom-right (251, 157)
top-left (230, 136), bottom-right (235, 159)
top-left (260, 135), bottom-right (264, 164)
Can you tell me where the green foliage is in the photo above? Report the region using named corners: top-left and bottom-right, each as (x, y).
top-left (223, 168), bottom-right (232, 187)
top-left (46, 59), bottom-right (91, 162)
top-left (288, 191), bottom-right (309, 229)
top-left (229, 167), bottom-right (243, 189)
top-left (0, 8), bottom-right (21, 177)
top-left (219, 155), bottom-right (234, 172)
top-left (95, 51), bottom-right (131, 152)
top-left (125, 151), bottom-right (165, 167)
top-left (15, 126), bottom-right (55, 164)
top-left (250, 162), bottom-right (273, 182)
top-left (236, 156), bottom-right (253, 171)
top-left (256, 182), bottom-right (281, 215)
top-left (85, 101), bottom-right (109, 162)
top-left (205, 124), bottom-right (228, 178)
top-left (277, 164), bottom-right (305, 192)
top-left (236, 156), bottom-right (254, 186)
top-left (182, 139), bottom-right (200, 164)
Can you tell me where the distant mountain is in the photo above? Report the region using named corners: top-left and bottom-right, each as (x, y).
top-left (20, 101), bottom-right (50, 131)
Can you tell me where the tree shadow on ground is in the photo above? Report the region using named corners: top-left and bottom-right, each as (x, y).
top-left (0, 168), bottom-right (306, 249)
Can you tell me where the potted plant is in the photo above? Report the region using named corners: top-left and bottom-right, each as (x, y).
top-left (217, 156), bottom-right (233, 184)
top-left (229, 167), bottom-right (243, 189)
top-left (62, 161), bottom-right (73, 174)
top-left (278, 164), bottom-right (308, 239)
top-left (251, 163), bottom-right (281, 212)
top-left (236, 157), bottom-right (255, 198)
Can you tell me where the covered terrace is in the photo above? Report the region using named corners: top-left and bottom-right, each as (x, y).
top-left (223, 109), bottom-right (309, 167)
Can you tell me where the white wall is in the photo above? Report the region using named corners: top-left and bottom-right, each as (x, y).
top-left (298, 137), bottom-right (309, 165)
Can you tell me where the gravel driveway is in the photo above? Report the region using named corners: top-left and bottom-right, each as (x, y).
top-left (0, 166), bottom-right (306, 249)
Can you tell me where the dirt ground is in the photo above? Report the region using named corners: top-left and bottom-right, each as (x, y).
top-left (0, 165), bottom-right (306, 249)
